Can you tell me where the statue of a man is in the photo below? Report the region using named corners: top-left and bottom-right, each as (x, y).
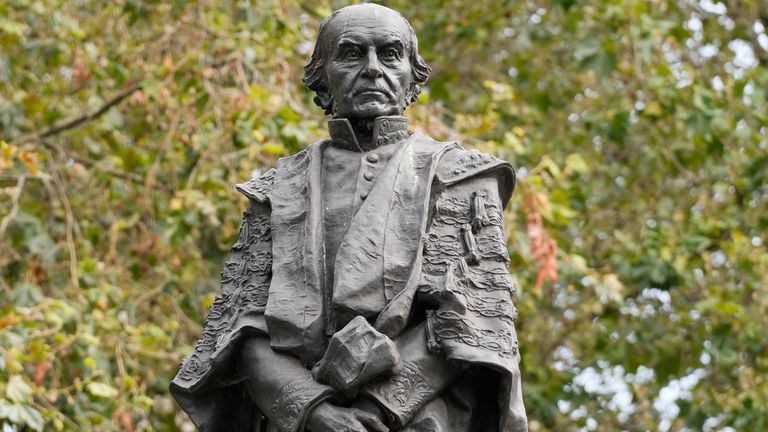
top-left (170, 4), bottom-right (527, 431)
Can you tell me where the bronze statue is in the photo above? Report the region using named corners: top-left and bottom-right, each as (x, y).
top-left (170, 4), bottom-right (527, 431)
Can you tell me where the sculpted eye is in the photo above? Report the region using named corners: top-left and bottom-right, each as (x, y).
top-left (341, 48), bottom-right (362, 60)
top-left (381, 47), bottom-right (400, 61)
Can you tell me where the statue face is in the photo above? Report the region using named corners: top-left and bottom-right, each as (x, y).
top-left (323, 6), bottom-right (413, 119)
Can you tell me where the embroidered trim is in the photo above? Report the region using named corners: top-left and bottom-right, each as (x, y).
top-left (177, 353), bottom-right (209, 381)
top-left (375, 129), bottom-right (409, 147)
top-left (476, 226), bottom-right (510, 264)
top-left (233, 214), bottom-right (270, 251)
top-left (231, 215), bottom-right (272, 318)
top-left (220, 260), bottom-right (241, 284)
top-left (466, 265), bottom-right (518, 295)
top-left (364, 363), bottom-right (435, 424)
top-left (441, 151), bottom-right (500, 183)
top-left (235, 168), bottom-right (276, 202)
top-left (417, 175), bottom-right (523, 366)
top-left (422, 231), bottom-right (463, 274)
top-left (270, 376), bottom-right (329, 432)
top-left (177, 291), bottom-right (232, 381)
top-left (176, 207), bottom-right (273, 384)
top-left (454, 284), bottom-right (518, 323)
top-left (485, 202), bottom-right (503, 227)
top-left (432, 310), bottom-right (519, 359)
top-left (433, 196), bottom-right (471, 226)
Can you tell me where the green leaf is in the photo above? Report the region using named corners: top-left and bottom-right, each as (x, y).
top-left (5, 376), bottom-right (32, 403)
top-left (0, 400), bottom-right (44, 431)
top-left (0, 18), bottom-right (28, 36)
top-left (86, 382), bottom-right (119, 399)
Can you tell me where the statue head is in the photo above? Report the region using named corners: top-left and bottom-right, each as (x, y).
top-left (302, 4), bottom-right (431, 119)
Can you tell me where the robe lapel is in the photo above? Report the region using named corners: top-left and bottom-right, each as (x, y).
top-left (265, 140), bottom-right (329, 363)
top-left (334, 133), bottom-right (456, 335)
top-left (382, 134), bottom-right (445, 300)
top-left (375, 136), bottom-right (459, 337)
top-left (330, 135), bottom-right (417, 324)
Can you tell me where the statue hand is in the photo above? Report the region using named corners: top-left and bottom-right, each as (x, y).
top-left (307, 401), bottom-right (389, 432)
top-left (350, 396), bottom-right (389, 425)
top-left (312, 316), bottom-right (400, 393)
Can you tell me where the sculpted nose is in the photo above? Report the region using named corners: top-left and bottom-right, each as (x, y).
top-left (361, 50), bottom-right (383, 78)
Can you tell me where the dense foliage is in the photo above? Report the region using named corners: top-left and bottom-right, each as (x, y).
top-left (1, 0), bottom-right (766, 430)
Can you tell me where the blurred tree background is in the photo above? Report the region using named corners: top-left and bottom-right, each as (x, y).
top-left (1, 0), bottom-right (766, 430)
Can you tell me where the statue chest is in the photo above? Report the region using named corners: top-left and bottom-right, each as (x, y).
top-left (321, 143), bottom-right (401, 330)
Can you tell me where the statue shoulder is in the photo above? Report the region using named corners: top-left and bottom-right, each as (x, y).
top-left (235, 168), bottom-right (276, 203)
top-left (437, 146), bottom-right (515, 186)
top-left (436, 146), bottom-right (516, 205)
top-left (233, 139), bottom-right (327, 203)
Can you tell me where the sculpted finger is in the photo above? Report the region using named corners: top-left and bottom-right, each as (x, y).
top-left (313, 419), bottom-right (337, 432)
top-left (355, 411), bottom-right (389, 432)
top-left (341, 421), bottom-right (369, 432)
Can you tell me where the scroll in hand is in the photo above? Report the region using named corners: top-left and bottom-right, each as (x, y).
top-left (311, 316), bottom-right (401, 395)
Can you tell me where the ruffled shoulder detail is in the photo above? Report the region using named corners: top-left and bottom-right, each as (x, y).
top-left (235, 168), bottom-right (276, 203)
top-left (436, 147), bottom-right (516, 207)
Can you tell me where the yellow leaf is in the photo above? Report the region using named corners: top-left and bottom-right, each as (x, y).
top-left (1, 141), bottom-right (18, 172)
top-left (84, 357), bottom-right (97, 369)
top-left (251, 130), bottom-right (266, 143)
top-left (565, 153), bottom-right (589, 174)
top-left (645, 101), bottom-right (663, 116)
top-left (503, 132), bottom-right (527, 154)
top-left (1, 140), bottom-right (15, 157)
top-left (262, 143), bottom-right (285, 155)
top-left (19, 151), bottom-right (38, 176)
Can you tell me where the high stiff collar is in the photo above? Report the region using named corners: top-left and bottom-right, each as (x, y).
top-left (328, 116), bottom-right (410, 152)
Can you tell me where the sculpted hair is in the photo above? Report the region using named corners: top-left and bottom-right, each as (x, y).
top-left (302, 8), bottom-right (432, 115)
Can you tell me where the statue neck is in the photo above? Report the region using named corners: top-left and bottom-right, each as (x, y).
top-left (328, 116), bottom-right (410, 152)
top-left (348, 118), bottom-right (376, 148)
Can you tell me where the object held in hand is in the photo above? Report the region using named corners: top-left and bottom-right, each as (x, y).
top-left (312, 316), bottom-right (401, 394)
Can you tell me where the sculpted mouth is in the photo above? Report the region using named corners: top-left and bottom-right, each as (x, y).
top-left (355, 88), bottom-right (388, 96)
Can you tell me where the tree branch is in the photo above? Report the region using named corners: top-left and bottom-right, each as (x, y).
top-left (40, 139), bottom-right (172, 193)
top-left (0, 174), bottom-right (46, 185)
top-left (11, 84), bottom-right (142, 145)
top-left (40, 84), bottom-right (142, 138)
top-left (0, 175), bottom-right (26, 239)
top-left (49, 164), bottom-right (80, 290)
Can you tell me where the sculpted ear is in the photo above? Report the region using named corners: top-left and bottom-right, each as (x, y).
top-left (405, 48), bottom-right (430, 108)
top-left (302, 33), bottom-right (335, 115)
top-left (405, 82), bottom-right (421, 106)
top-left (314, 90), bottom-right (334, 115)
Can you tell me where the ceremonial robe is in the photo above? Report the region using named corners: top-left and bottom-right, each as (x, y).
top-left (170, 117), bottom-right (527, 431)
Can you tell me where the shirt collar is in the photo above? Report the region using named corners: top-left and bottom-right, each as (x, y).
top-left (328, 116), bottom-right (409, 152)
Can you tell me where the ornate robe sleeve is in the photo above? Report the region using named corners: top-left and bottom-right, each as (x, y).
top-left (420, 150), bottom-right (527, 431)
top-left (421, 174), bottom-right (520, 368)
top-left (239, 339), bottom-right (335, 432)
top-left (172, 170), bottom-right (275, 391)
top-left (170, 170), bottom-right (279, 430)
top-left (360, 149), bottom-right (527, 430)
